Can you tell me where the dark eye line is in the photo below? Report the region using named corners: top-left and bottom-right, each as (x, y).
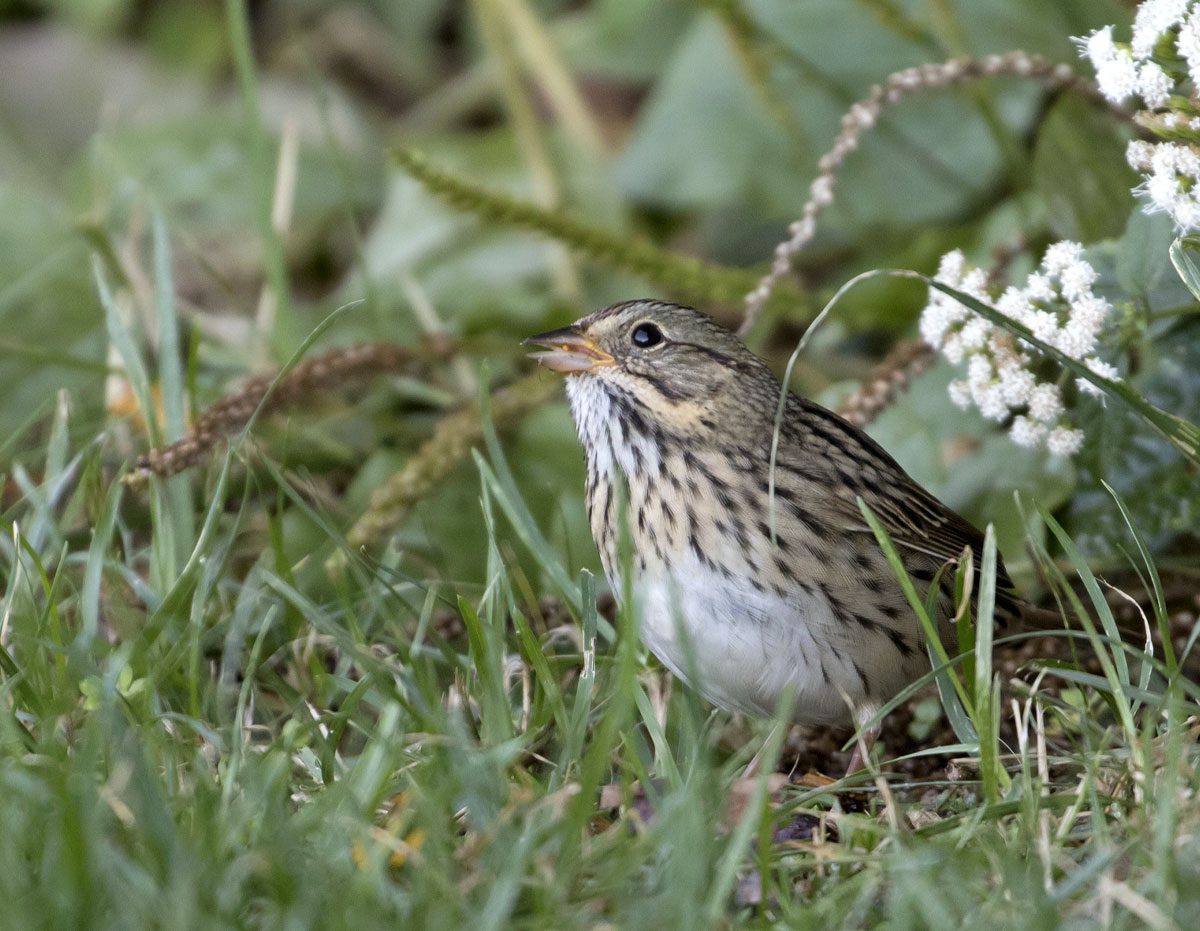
top-left (671, 341), bottom-right (751, 372)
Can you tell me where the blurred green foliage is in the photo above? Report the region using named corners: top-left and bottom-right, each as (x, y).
top-left (4, 0), bottom-right (1190, 587)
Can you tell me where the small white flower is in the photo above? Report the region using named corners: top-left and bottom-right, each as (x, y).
top-left (1138, 62), bottom-right (1173, 108)
top-left (997, 363), bottom-right (1035, 406)
top-left (1175, 197), bottom-right (1200, 228)
top-left (1127, 140), bottom-right (1156, 171)
top-left (1028, 383), bottom-right (1065, 423)
top-left (1055, 319), bottom-right (1099, 359)
top-left (1010, 416), bottom-right (1047, 449)
top-left (936, 249), bottom-right (967, 283)
top-left (997, 286), bottom-right (1034, 322)
top-left (1059, 259), bottom-right (1099, 302)
top-left (947, 379), bottom-right (972, 409)
top-left (1026, 309), bottom-right (1060, 344)
top-left (919, 244), bottom-right (1117, 460)
top-left (1146, 172), bottom-right (1179, 213)
top-left (919, 302), bottom-right (954, 346)
top-left (1179, 12), bottom-right (1200, 84)
top-left (960, 267), bottom-right (990, 300)
top-left (1080, 7), bottom-right (1200, 125)
top-left (942, 333), bottom-right (965, 365)
top-left (1176, 144), bottom-right (1200, 176)
top-left (1078, 358), bottom-right (1120, 397)
top-left (1046, 426), bottom-right (1085, 457)
top-left (960, 317), bottom-right (990, 350)
top-left (978, 384), bottom-right (1009, 421)
top-left (1132, 138), bottom-right (1200, 232)
top-left (967, 352), bottom-right (993, 390)
top-left (1094, 48), bottom-right (1141, 104)
top-left (1132, 0), bottom-right (1191, 58)
top-left (964, 352), bottom-right (993, 386)
top-left (1069, 294), bottom-right (1112, 329)
top-left (1025, 273), bottom-right (1055, 303)
top-left (1041, 241), bottom-right (1085, 274)
top-left (1085, 25), bottom-right (1117, 65)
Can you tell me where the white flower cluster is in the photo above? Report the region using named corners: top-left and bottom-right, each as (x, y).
top-left (1127, 139), bottom-right (1200, 229)
top-left (919, 243), bottom-right (1120, 458)
top-left (1083, 2), bottom-right (1200, 106)
top-left (1080, 2), bottom-right (1200, 230)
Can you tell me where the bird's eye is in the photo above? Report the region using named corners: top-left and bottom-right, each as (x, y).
top-left (630, 322), bottom-right (663, 349)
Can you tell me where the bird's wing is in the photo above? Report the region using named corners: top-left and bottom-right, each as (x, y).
top-left (773, 396), bottom-right (1022, 616)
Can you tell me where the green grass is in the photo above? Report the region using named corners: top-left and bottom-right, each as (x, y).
top-left (1, 357), bottom-right (1198, 929)
top-left (2, 1), bottom-right (1199, 927)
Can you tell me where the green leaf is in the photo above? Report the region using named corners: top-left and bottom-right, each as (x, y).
top-left (1168, 234), bottom-right (1200, 303)
top-left (1071, 317), bottom-right (1200, 557)
top-left (975, 526), bottom-right (1008, 803)
top-left (1103, 481), bottom-right (1176, 676)
top-left (615, 14), bottom-right (793, 209)
top-left (1117, 210), bottom-right (1174, 299)
top-left (79, 478), bottom-right (123, 650)
top-left (1033, 95), bottom-right (1135, 242)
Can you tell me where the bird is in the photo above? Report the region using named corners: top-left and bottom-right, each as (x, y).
top-left (524, 299), bottom-right (1038, 773)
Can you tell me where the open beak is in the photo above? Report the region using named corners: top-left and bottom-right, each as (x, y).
top-left (522, 325), bottom-right (615, 374)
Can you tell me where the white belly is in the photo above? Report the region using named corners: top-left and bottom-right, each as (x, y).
top-left (633, 557), bottom-right (876, 727)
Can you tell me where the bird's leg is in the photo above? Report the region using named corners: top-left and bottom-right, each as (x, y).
top-left (844, 705), bottom-right (882, 777)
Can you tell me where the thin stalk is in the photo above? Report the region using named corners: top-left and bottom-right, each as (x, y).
top-left (473, 0), bottom-right (582, 301)
top-left (224, 0), bottom-right (292, 355)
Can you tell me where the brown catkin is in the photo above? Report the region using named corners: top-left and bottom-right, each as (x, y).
top-left (126, 339), bottom-right (453, 483)
top-left (740, 51), bottom-right (1099, 336)
top-left (835, 340), bottom-right (936, 428)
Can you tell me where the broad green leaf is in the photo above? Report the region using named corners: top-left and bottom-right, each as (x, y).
top-left (1169, 235), bottom-right (1200, 303)
top-left (1033, 95), bottom-right (1135, 242)
top-left (1117, 210), bottom-right (1174, 299)
top-left (1071, 317), bottom-right (1200, 556)
top-left (615, 14), bottom-right (795, 209)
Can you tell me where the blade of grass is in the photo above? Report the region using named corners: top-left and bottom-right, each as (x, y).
top-left (219, 602), bottom-right (279, 814)
top-left (1035, 511), bottom-right (1143, 758)
top-left (1103, 480), bottom-right (1176, 676)
top-left (150, 210), bottom-right (195, 586)
top-left (223, 0), bottom-right (291, 350)
top-left (94, 256), bottom-right (159, 447)
top-left (1029, 666), bottom-right (1162, 705)
top-left (78, 476), bottom-right (123, 651)
top-left (975, 524), bottom-right (1006, 802)
top-left (152, 211), bottom-right (186, 446)
top-left (702, 699), bottom-right (791, 925)
top-left (559, 569), bottom-right (598, 781)
top-left (858, 497), bottom-right (977, 742)
top-left (474, 375), bottom-right (592, 620)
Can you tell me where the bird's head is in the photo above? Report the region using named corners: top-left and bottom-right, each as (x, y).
top-left (523, 300), bottom-right (778, 438)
